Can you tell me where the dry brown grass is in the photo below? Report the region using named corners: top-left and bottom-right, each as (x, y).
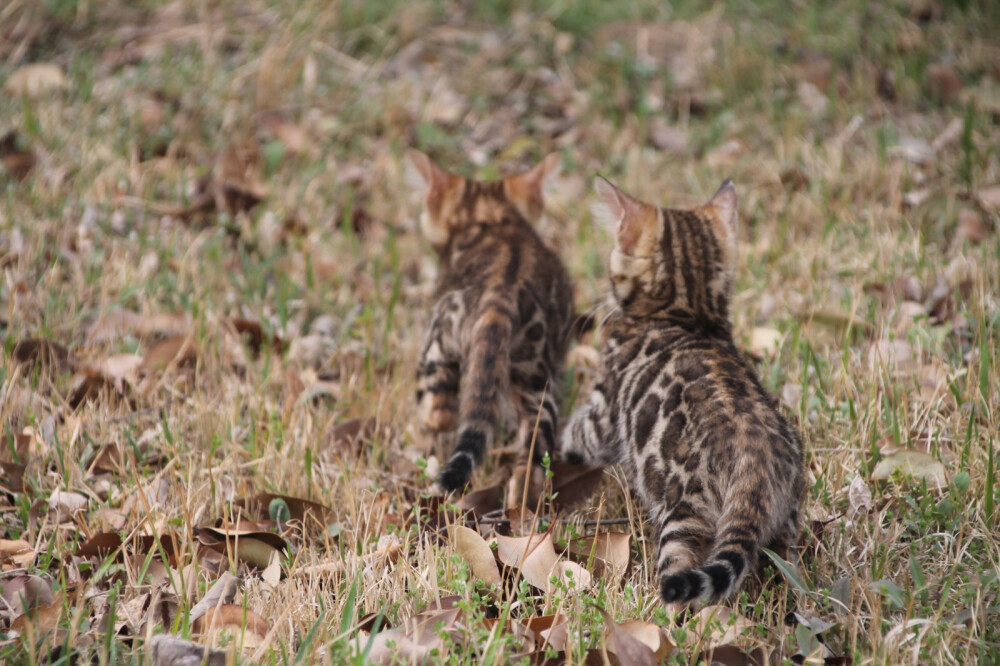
top-left (1, 0), bottom-right (999, 663)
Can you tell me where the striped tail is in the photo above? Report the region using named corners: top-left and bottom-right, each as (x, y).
top-left (659, 478), bottom-right (766, 604)
top-left (439, 306), bottom-right (512, 492)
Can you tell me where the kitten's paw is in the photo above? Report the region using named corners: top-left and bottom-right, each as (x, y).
top-left (561, 449), bottom-right (588, 466)
top-left (660, 571), bottom-right (699, 604)
top-left (439, 453), bottom-right (474, 493)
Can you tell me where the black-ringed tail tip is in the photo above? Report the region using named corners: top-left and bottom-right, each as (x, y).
top-left (438, 451), bottom-right (475, 492)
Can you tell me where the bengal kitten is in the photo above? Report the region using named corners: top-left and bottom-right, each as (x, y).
top-left (560, 177), bottom-right (804, 605)
top-left (408, 150), bottom-right (574, 500)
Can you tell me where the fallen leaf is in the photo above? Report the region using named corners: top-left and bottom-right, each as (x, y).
top-left (847, 475), bottom-right (872, 517)
top-left (602, 611), bottom-right (658, 666)
top-left (649, 117), bottom-right (689, 153)
top-left (3, 63), bottom-right (68, 97)
top-left (926, 63), bottom-right (964, 104)
top-left (449, 525), bottom-right (502, 586)
top-left (367, 606), bottom-right (461, 664)
top-left (229, 318), bottom-right (285, 357)
top-left (0, 460), bottom-right (27, 494)
top-left (96, 354), bottom-right (144, 383)
top-left (68, 371), bottom-right (136, 410)
top-left (188, 572), bottom-right (240, 624)
top-left (889, 137), bottom-right (935, 164)
top-left (149, 634), bottom-right (226, 666)
top-left (696, 644), bottom-right (770, 666)
top-left (88, 441), bottom-right (166, 475)
top-left (550, 462), bottom-right (605, 510)
top-left (261, 553), bottom-right (282, 588)
top-left (780, 383), bottom-right (803, 410)
top-left (808, 307), bottom-right (872, 335)
top-left (0, 131), bottom-right (35, 181)
top-left (871, 450), bottom-right (947, 488)
top-left (954, 209), bottom-right (988, 245)
top-left (866, 339), bottom-right (920, 376)
top-left (1, 575), bottom-right (53, 617)
top-left (615, 620), bottom-right (673, 661)
top-left (10, 597), bottom-right (63, 636)
top-left (86, 310), bottom-right (191, 345)
top-left (329, 417), bottom-right (377, 451)
top-left (195, 526), bottom-right (286, 569)
top-left (237, 493), bottom-right (333, 526)
top-left (11, 338), bottom-right (71, 377)
top-left (567, 532), bottom-right (631, 578)
top-left (688, 605), bottom-right (755, 648)
top-left (142, 336), bottom-right (197, 372)
top-left (522, 614), bottom-right (569, 652)
top-left (75, 532), bottom-right (126, 559)
top-left (976, 185), bottom-right (1000, 210)
top-left (0, 539), bottom-right (35, 570)
top-left (458, 484), bottom-right (503, 518)
top-left (495, 532), bottom-right (591, 595)
top-left (48, 489), bottom-right (89, 520)
top-left (192, 604), bottom-right (270, 649)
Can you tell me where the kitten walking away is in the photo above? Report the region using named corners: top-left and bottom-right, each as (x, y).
top-left (409, 150), bottom-right (574, 503)
top-left (561, 177), bottom-right (805, 605)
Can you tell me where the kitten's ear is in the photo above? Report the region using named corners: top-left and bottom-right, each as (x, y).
top-left (504, 152), bottom-right (561, 221)
top-left (593, 177), bottom-right (652, 254)
top-left (406, 149), bottom-right (451, 196)
top-left (705, 179), bottom-right (738, 265)
top-left (706, 179), bottom-right (738, 232)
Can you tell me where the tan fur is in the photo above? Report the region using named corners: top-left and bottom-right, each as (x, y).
top-left (561, 178), bottom-right (805, 606)
top-left (410, 150), bottom-right (574, 499)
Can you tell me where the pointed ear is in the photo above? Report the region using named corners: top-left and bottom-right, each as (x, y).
top-left (406, 149), bottom-right (450, 194)
top-left (504, 152), bottom-right (561, 221)
top-left (706, 179), bottom-right (737, 232)
top-left (593, 177), bottom-right (653, 254)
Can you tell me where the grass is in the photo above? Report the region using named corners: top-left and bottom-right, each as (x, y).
top-left (1, 0), bottom-right (999, 663)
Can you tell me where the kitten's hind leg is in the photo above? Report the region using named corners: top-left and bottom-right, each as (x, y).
top-left (440, 304), bottom-right (512, 492)
top-left (655, 501), bottom-right (716, 603)
top-left (417, 293), bottom-right (464, 432)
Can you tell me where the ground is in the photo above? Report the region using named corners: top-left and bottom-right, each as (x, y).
top-left (1, 0), bottom-right (999, 664)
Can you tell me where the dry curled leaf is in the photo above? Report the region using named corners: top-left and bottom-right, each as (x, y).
top-left (11, 338), bottom-right (71, 377)
top-left (0, 131), bottom-right (35, 182)
top-left (567, 531), bottom-right (631, 578)
top-left (1, 575), bottom-right (53, 618)
top-left (449, 525), bottom-right (501, 586)
top-left (601, 611), bottom-right (658, 666)
top-left (3, 63), bottom-right (68, 97)
top-left (195, 526), bottom-right (286, 570)
top-left (847, 475), bottom-right (872, 517)
top-left (192, 604), bottom-right (270, 649)
top-left (142, 336), bottom-right (197, 372)
top-left (237, 493), bottom-right (333, 526)
top-left (871, 450), bottom-right (947, 488)
top-left (188, 572), bottom-right (240, 625)
top-left (149, 635), bottom-right (226, 666)
top-left (68, 371), bottom-right (136, 410)
top-left (495, 531), bottom-right (592, 595)
top-left (550, 462), bottom-right (605, 510)
top-left (0, 539), bottom-right (35, 570)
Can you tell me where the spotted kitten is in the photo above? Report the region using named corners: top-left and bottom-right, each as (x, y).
top-left (409, 150), bottom-right (574, 499)
top-left (560, 177), bottom-right (804, 605)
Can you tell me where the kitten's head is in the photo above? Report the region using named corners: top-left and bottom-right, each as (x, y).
top-left (407, 149), bottom-right (561, 253)
top-left (593, 177), bottom-right (738, 322)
